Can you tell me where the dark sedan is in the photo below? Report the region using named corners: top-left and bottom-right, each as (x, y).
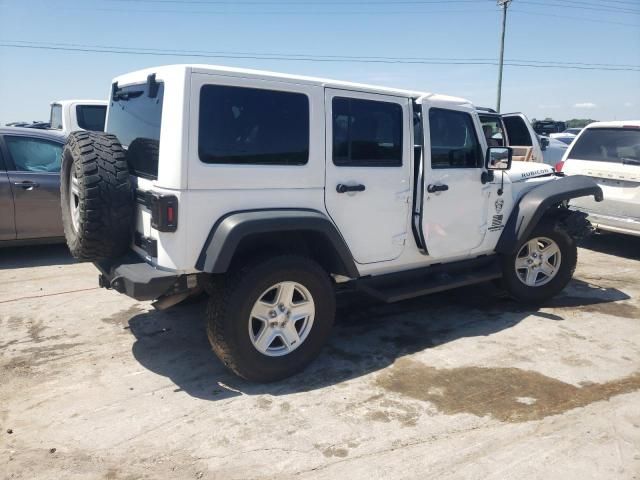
top-left (0, 127), bottom-right (66, 246)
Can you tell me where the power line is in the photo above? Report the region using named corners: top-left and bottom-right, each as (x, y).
top-left (101, 0), bottom-right (640, 14)
top-left (1, 41), bottom-right (638, 71)
top-left (520, 0), bottom-right (640, 15)
top-left (9, 39), bottom-right (639, 67)
top-left (510, 7), bottom-right (639, 27)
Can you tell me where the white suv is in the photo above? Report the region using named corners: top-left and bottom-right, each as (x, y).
top-left (559, 121), bottom-right (640, 237)
top-left (59, 65), bottom-right (602, 381)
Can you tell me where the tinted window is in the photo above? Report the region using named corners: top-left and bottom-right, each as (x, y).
top-left (479, 114), bottom-right (505, 147)
top-left (5, 136), bottom-right (62, 172)
top-left (332, 97), bottom-right (403, 167)
top-left (199, 85), bottom-right (309, 165)
top-left (568, 128), bottom-right (640, 162)
top-left (503, 116), bottom-right (533, 146)
top-left (76, 105), bottom-right (106, 131)
top-left (107, 82), bottom-right (163, 179)
top-left (429, 109), bottom-right (483, 168)
top-left (50, 104), bottom-right (63, 130)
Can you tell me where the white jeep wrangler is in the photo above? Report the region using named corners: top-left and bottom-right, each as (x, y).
top-left (60, 65), bottom-right (603, 382)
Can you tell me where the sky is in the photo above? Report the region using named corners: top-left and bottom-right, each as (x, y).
top-left (0, 0), bottom-right (639, 125)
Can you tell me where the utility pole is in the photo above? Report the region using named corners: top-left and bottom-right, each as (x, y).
top-left (496, 0), bottom-right (512, 112)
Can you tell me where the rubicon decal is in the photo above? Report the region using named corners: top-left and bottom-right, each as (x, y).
top-left (520, 169), bottom-right (551, 179)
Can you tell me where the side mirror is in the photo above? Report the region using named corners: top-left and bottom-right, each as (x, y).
top-left (540, 136), bottom-right (549, 151)
top-left (485, 146), bottom-right (513, 171)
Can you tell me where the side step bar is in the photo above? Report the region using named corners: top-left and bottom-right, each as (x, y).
top-left (354, 256), bottom-right (502, 303)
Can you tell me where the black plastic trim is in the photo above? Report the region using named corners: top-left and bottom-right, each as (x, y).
top-left (195, 209), bottom-right (359, 278)
top-left (495, 175), bottom-right (603, 254)
top-left (95, 251), bottom-right (184, 301)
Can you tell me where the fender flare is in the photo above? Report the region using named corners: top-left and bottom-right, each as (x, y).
top-left (495, 175), bottom-right (603, 255)
top-left (195, 209), bottom-right (359, 278)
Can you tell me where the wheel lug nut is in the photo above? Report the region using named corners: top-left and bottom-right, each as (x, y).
top-left (278, 303), bottom-right (286, 312)
top-left (269, 310), bottom-right (277, 318)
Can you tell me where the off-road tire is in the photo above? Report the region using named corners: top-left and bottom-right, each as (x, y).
top-left (501, 221), bottom-right (577, 303)
top-left (60, 131), bottom-right (133, 261)
top-left (206, 255), bottom-right (336, 382)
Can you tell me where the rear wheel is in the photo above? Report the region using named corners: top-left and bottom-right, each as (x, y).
top-left (206, 255), bottom-right (335, 382)
top-left (501, 222), bottom-right (577, 303)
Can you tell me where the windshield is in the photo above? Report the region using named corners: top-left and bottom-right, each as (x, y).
top-left (76, 105), bottom-right (106, 131)
top-left (479, 115), bottom-right (505, 147)
top-left (568, 128), bottom-right (640, 163)
top-left (106, 82), bottom-right (164, 179)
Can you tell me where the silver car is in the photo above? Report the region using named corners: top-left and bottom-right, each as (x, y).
top-left (0, 127), bottom-right (66, 246)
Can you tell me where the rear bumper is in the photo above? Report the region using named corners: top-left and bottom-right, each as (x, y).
top-left (95, 252), bottom-right (197, 301)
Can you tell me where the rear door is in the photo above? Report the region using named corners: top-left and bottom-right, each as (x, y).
top-left (0, 144), bottom-right (16, 241)
top-left (324, 89), bottom-right (412, 264)
top-left (502, 113), bottom-right (543, 163)
top-left (563, 126), bottom-right (640, 221)
top-left (1, 134), bottom-right (64, 239)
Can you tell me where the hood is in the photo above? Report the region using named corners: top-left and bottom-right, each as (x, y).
top-left (506, 161), bottom-right (554, 183)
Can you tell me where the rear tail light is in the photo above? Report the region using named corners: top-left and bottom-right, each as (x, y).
top-left (150, 194), bottom-right (178, 232)
top-left (555, 161), bottom-right (564, 172)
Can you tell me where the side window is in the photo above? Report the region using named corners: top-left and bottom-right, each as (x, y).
top-left (503, 116), bottom-right (533, 146)
top-left (76, 105), bottom-right (106, 131)
top-left (332, 97), bottom-right (403, 167)
top-left (198, 85), bottom-right (309, 165)
top-left (4, 136), bottom-right (62, 173)
top-left (50, 105), bottom-right (63, 130)
top-left (429, 109), bottom-right (483, 168)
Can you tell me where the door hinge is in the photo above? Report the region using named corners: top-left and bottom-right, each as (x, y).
top-left (393, 233), bottom-right (407, 246)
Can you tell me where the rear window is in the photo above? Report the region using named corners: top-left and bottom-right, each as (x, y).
top-left (106, 82), bottom-right (164, 179)
top-left (198, 85), bottom-right (309, 165)
top-left (568, 128), bottom-right (640, 163)
top-left (76, 105), bottom-right (106, 131)
top-left (50, 104), bottom-right (62, 130)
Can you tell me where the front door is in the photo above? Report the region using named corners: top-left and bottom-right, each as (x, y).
top-left (420, 106), bottom-right (490, 259)
top-left (324, 89), bottom-right (412, 264)
top-left (2, 135), bottom-right (64, 239)
top-left (502, 113), bottom-right (543, 163)
top-left (0, 148), bottom-right (16, 241)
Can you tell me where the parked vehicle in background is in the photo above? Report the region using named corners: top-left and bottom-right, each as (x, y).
top-left (59, 65), bottom-right (602, 382)
top-left (563, 127), bottom-right (583, 136)
top-left (533, 120), bottom-right (567, 136)
top-left (49, 100), bottom-right (108, 134)
top-left (559, 121), bottom-right (640, 237)
top-left (541, 136), bottom-right (570, 166)
top-left (477, 108), bottom-right (544, 163)
top-left (0, 127), bottom-right (66, 246)
top-left (23, 121), bottom-right (52, 130)
top-left (550, 132), bottom-right (577, 145)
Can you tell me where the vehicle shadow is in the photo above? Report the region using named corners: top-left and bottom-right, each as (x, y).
top-left (0, 243), bottom-right (74, 269)
top-left (579, 232), bottom-right (640, 260)
top-left (127, 277), bottom-right (630, 402)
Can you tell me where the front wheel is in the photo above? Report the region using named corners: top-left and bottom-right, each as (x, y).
top-left (206, 255), bottom-right (336, 382)
top-left (500, 222), bottom-right (577, 303)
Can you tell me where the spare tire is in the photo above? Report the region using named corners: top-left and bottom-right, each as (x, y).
top-left (60, 131), bottom-right (133, 261)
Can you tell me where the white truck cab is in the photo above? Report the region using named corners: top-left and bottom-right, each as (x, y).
top-left (49, 99), bottom-right (108, 134)
top-left (58, 65), bottom-right (603, 381)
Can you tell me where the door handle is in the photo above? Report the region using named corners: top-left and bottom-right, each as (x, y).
top-left (336, 183), bottom-right (366, 194)
top-left (427, 183), bottom-right (448, 193)
top-left (14, 181), bottom-right (40, 190)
